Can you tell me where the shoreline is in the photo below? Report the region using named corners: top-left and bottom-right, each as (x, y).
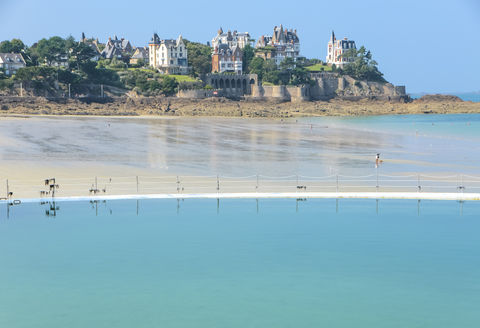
top-left (1, 96), bottom-right (480, 118)
top-left (3, 191), bottom-right (480, 203)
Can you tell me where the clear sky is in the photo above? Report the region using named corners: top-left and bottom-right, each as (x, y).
top-left (1, 0), bottom-right (479, 93)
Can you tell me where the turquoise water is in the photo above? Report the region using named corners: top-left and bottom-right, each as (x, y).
top-left (1, 199), bottom-right (480, 327)
top-left (301, 113), bottom-right (480, 174)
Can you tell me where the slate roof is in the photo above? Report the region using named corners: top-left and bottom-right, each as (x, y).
top-left (101, 36), bottom-right (133, 59)
top-left (131, 47), bottom-right (148, 59)
top-left (0, 53), bottom-right (26, 65)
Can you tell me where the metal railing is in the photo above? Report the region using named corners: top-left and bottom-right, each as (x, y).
top-left (1, 173), bottom-right (480, 200)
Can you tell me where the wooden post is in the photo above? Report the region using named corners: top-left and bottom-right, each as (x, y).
top-left (256, 174), bottom-right (259, 191)
top-left (68, 83), bottom-right (71, 98)
top-left (216, 175), bottom-right (220, 192)
top-left (136, 176), bottom-right (139, 193)
top-left (336, 175), bottom-right (339, 192)
top-left (6, 179), bottom-right (9, 198)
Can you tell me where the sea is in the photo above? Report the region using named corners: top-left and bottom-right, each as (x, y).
top-left (1, 198), bottom-right (479, 327)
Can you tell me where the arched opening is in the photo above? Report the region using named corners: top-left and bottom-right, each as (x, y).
top-left (226, 79), bottom-right (230, 88)
top-left (219, 79), bottom-right (224, 89)
top-left (231, 79), bottom-right (235, 89)
top-left (214, 80), bottom-right (218, 89)
top-left (249, 79), bottom-right (255, 85)
top-left (237, 79), bottom-right (241, 89)
top-left (242, 79), bottom-right (247, 93)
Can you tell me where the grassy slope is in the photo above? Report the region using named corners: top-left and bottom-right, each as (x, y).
top-left (305, 64), bottom-right (332, 72)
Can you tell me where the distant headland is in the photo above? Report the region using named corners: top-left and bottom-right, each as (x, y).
top-left (1, 26), bottom-right (478, 116)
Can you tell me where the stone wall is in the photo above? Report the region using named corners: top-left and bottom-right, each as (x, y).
top-left (250, 85), bottom-right (310, 102)
top-left (205, 73), bottom-right (258, 96)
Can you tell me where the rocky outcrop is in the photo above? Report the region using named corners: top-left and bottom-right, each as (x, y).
top-left (309, 73), bottom-right (406, 101)
top-left (1, 95), bottom-right (479, 118)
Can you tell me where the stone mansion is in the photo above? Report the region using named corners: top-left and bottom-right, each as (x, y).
top-left (148, 33), bottom-right (188, 74)
top-left (255, 25), bottom-right (300, 65)
top-left (210, 28), bottom-right (250, 74)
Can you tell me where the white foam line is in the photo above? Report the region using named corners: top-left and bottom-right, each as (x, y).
top-left (2, 192), bottom-right (480, 204)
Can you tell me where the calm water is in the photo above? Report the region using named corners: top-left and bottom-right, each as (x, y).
top-left (1, 199), bottom-right (479, 327)
top-left (1, 114), bottom-right (480, 177)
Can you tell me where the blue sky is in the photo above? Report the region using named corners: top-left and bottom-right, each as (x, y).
top-left (1, 0), bottom-right (479, 93)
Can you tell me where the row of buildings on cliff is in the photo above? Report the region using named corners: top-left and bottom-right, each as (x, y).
top-left (76, 26), bottom-right (358, 76)
top-left (1, 27), bottom-right (356, 77)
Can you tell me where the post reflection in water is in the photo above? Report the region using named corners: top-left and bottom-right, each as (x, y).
top-left (0, 198), bottom-right (470, 221)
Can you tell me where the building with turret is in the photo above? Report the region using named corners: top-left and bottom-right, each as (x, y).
top-left (212, 44), bottom-right (243, 74)
top-left (148, 33), bottom-right (188, 74)
top-left (326, 31), bottom-right (356, 67)
top-left (211, 28), bottom-right (251, 50)
top-left (255, 25), bottom-right (300, 65)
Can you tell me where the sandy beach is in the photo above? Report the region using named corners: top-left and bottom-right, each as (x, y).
top-left (1, 114), bottom-right (480, 199)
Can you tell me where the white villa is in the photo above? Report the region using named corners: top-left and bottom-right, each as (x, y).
top-left (0, 53), bottom-right (26, 76)
top-left (148, 33), bottom-right (188, 74)
top-left (326, 31), bottom-right (356, 67)
top-left (211, 28), bottom-right (251, 49)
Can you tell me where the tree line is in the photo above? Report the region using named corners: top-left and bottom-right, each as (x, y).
top-left (1, 36), bottom-right (386, 95)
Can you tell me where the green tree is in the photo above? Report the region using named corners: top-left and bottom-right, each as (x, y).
top-left (263, 59), bottom-right (283, 85)
top-left (35, 36), bottom-right (68, 66)
top-left (184, 40), bottom-right (211, 77)
top-left (248, 57), bottom-right (265, 80)
top-left (340, 46), bottom-right (386, 82)
top-left (242, 44), bottom-right (255, 73)
top-left (161, 76), bottom-right (178, 96)
top-left (69, 42), bottom-right (97, 70)
top-left (0, 39), bottom-right (26, 53)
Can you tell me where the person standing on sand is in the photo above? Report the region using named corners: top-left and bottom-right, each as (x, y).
top-left (375, 153), bottom-right (383, 168)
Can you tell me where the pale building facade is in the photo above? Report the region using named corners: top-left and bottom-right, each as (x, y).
top-left (0, 53), bottom-right (26, 76)
top-left (211, 28), bottom-right (251, 49)
top-left (326, 31), bottom-right (356, 67)
top-left (148, 34), bottom-right (188, 74)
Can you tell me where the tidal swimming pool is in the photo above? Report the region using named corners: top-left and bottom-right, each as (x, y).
top-left (1, 199), bottom-right (479, 327)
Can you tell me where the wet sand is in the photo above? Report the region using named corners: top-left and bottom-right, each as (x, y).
top-left (1, 114), bottom-right (480, 198)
